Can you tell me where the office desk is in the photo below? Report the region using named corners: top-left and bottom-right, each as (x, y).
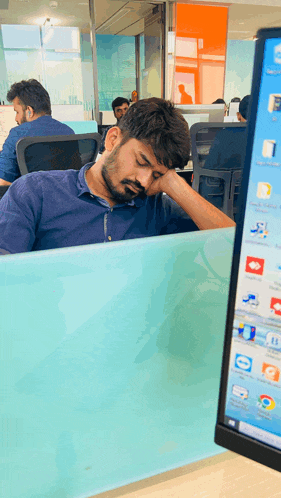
top-left (0, 229), bottom-right (234, 498)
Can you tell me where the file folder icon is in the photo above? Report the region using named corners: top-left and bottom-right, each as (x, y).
top-left (262, 139), bottom-right (276, 158)
top-left (257, 182), bottom-right (272, 199)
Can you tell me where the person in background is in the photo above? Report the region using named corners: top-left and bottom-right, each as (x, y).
top-left (212, 98), bottom-right (227, 116)
top-left (178, 85), bottom-right (193, 104)
top-left (99, 97), bottom-right (130, 153)
top-left (230, 97), bottom-right (241, 103)
top-left (0, 79), bottom-right (74, 186)
top-left (200, 95), bottom-right (250, 210)
top-left (0, 97), bottom-right (235, 255)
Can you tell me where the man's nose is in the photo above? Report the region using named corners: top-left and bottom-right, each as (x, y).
top-left (135, 169), bottom-right (153, 189)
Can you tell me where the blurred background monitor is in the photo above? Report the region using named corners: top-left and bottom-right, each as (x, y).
top-left (175, 104), bottom-right (225, 128)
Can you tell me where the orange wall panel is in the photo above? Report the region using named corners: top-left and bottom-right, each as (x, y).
top-left (174, 3), bottom-right (228, 104)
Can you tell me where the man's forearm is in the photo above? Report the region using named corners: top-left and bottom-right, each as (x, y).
top-left (0, 178), bottom-right (12, 186)
top-left (162, 171), bottom-right (236, 230)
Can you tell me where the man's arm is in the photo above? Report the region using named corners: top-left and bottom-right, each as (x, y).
top-left (0, 178), bottom-right (12, 186)
top-left (0, 175), bottom-right (40, 254)
top-left (149, 170), bottom-right (236, 230)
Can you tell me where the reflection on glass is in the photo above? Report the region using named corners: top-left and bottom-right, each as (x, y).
top-left (2, 25), bottom-right (41, 49)
top-left (96, 35), bottom-right (136, 110)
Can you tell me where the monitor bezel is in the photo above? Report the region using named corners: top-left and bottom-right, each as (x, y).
top-left (215, 27), bottom-right (281, 472)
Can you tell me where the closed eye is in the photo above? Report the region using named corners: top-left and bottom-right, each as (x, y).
top-left (136, 160), bottom-right (148, 167)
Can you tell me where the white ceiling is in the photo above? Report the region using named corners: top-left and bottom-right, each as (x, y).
top-left (1, 0), bottom-right (281, 39)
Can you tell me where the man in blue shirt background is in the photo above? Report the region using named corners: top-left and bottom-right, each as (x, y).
top-left (0, 98), bottom-right (235, 255)
top-left (0, 79), bottom-right (74, 186)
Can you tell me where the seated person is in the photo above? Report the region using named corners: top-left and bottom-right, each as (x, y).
top-left (99, 97), bottom-right (130, 153)
top-left (199, 95), bottom-right (250, 210)
top-left (0, 79), bottom-right (74, 186)
top-left (0, 98), bottom-right (235, 255)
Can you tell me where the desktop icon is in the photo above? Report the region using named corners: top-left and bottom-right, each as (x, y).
top-left (232, 385), bottom-right (249, 399)
top-left (235, 354), bottom-right (252, 372)
top-left (262, 363), bottom-right (280, 382)
top-left (270, 297), bottom-right (281, 316)
top-left (257, 182), bottom-right (272, 199)
top-left (268, 94), bottom-right (281, 112)
top-left (262, 140), bottom-right (276, 158)
top-left (242, 292), bottom-right (259, 308)
top-left (245, 256), bottom-right (265, 275)
top-left (250, 221), bottom-right (268, 239)
top-left (257, 394), bottom-right (276, 410)
top-left (238, 323), bottom-right (256, 341)
top-left (266, 331), bottom-right (281, 351)
top-left (274, 43), bottom-right (281, 64)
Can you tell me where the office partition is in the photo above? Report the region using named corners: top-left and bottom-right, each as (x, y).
top-left (0, 228), bottom-right (234, 498)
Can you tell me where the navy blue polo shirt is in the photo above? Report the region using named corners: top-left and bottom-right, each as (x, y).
top-left (0, 164), bottom-right (198, 254)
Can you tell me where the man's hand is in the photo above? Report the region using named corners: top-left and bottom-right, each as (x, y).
top-left (147, 169), bottom-right (235, 230)
top-left (146, 169), bottom-right (177, 197)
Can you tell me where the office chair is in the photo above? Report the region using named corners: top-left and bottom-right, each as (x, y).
top-left (0, 185), bottom-right (9, 200)
top-left (190, 122), bottom-right (246, 220)
top-left (16, 133), bottom-right (102, 176)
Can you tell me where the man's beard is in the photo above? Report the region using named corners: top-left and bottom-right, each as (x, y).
top-left (101, 146), bottom-right (146, 204)
top-left (18, 113), bottom-right (27, 125)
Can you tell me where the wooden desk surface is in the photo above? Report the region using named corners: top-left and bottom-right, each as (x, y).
top-left (93, 451), bottom-right (281, 498)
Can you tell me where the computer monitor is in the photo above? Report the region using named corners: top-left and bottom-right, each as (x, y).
top-left (215, 27), bottom-right (281, 472)
top-left (175, 104), bottom-right (225, 128)
top-left (0, 105), bottom-right (15, 150)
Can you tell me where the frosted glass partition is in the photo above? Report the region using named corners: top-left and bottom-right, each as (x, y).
top-left (0, 228), bottom-right (235, 498)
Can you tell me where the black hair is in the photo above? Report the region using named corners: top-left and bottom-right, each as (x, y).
top-left (112, 97), bottom-right (130, 112)
top-left (212, 98), bottom-right (226, 104)
top-left (230, 97), bottom-right (241, 103)
top-left (239, 95), bottom-right (250, 120)
top-left (7, 79), bottom-right (51, 115)
top-left (118, 97), bottom-right (190, 170)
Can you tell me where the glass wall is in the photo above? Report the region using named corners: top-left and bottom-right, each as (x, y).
top-left (0, 24), bottom-right (96, 120)
top-left (96, 34), bottom-right (136, 110)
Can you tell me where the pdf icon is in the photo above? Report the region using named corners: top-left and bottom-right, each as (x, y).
top-left (245, 256), bottom-right (265, 276)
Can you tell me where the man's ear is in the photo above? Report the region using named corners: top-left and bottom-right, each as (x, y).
top-left (104, 126), bottom-right (122, 152)
top-left (26, 106), bottom-right (35, 120)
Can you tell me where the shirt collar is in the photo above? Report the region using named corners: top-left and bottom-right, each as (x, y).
top-left (76, 163), bottom-right (147, 208)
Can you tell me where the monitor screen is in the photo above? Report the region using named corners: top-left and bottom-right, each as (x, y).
top-left (215, 28), bottom-right (281, 472)
top-left (175, 104), bottom-right (225, 123)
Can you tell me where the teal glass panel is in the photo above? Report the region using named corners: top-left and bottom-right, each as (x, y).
top-left (96, 34), bottom-right (135, 110)
top-left (61, 121), bottom-right (98, 133)
top-left (0, 229), bottom-right (235, 498)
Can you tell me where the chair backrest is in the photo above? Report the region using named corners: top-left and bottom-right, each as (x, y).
top-left (0, 185), bottom-right (9, 200)
top-left (190, 122), bottom-right (246, 220)
top-left (16, 133), bottom-right (102, 176)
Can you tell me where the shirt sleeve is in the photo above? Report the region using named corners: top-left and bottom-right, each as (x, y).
top-left (0, 175), bottom-right (42, 254)
top-left (0, 127), bottom-right (21, 183)
top-left (159, 194), bottom-right (199, 235)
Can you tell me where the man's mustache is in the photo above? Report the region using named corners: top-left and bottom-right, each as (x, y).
top-left (121, 179), bottom-right (145, 194)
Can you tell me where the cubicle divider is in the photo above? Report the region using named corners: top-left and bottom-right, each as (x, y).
top-left (0, 228), bottom-right (235, 498)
